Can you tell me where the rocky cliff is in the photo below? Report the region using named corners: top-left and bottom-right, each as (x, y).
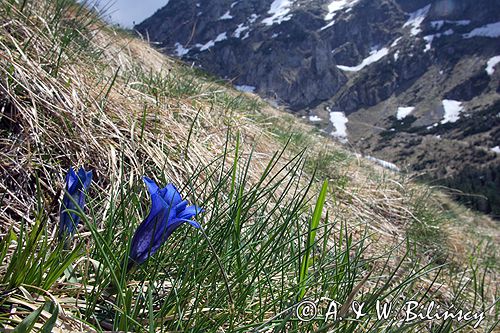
top-left (136, 0), bottom-right (500, 216)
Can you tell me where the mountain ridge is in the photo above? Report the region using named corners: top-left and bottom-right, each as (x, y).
top-left (136, 0), bottom-right (500, 216)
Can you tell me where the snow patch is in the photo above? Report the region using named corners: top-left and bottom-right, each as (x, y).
top-left (230, 1), bottom-right (238, 8)
top-left (431, 20), bottom-right (444, 30)
top-left (262, 0), bottom-right (293, 26)
top-left (423, 35), bottom-right (434, 52)
top-left (394, 50), bottom-right (400, 61)
top-left (324, 0), bottom-right (359, 21)
top-left (233, 23), bottom-right (250, 38)
top-left (235, 85), bottom-right (256, 93)
top-left (320, 20), bottom-right (336, 31)
top-left (441, 99), bottom-right (464, 124)
top-left (431, 19), bottom-right (470, 30)
top-left (214, 32), bottom-right (228, 42)
top-left (337, 47), bottom-right (389, 71)
top-left (463, 21), bottom-right (500, 38)
top-left (174, 43), bottom-right (190, 57)
top-left (309, 115), bottom-right (322, 122)
top-left (365, 156), bottom-right (400, 172)
top-left (248, 14), bottom-right (259, 24)
top-left (423, 29), bottom-right (453, 52)
top-left (403, 4), bottom-right (431, 36)
top-left (219, 11), bottom-right (233, 20)
top-left (329, 111), bottom-right (348, 142)
top-left (396, 106), bottom-right (415, 120)
top-left (491, 146), bottom-right (500, 154)
top-left (197, 32), bottom-right (227, 51)
top-left (391, 37), bottom-right (402, 48)
top-left (486, 55), bottom-right (500, 75)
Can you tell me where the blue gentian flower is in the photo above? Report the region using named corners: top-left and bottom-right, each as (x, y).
top-left (59, 166), bottom-right (92, 239)
top-left (129, 177), bottom-right (203, 267)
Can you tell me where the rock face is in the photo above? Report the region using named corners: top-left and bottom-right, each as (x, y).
top-left (137, 0), bottom-right (351, 110)
top-left (136, 0), bottom-right (500, 216)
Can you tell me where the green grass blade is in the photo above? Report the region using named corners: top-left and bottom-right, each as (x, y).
top-left (298, 179), bottom-right (328, 300)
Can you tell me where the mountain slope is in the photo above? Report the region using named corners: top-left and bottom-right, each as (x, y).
top-left (136, 0), bottom-right (500, 216)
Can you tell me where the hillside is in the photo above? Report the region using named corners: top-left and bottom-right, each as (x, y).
top-left (136, 0), bottom-right (500, 217)
top-left (0, 1), bottom-right (498, 332)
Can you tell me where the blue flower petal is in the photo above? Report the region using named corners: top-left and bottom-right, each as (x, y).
top-left (128, 178), bottom-right (204, 267)
top-left (59, 166), bottom-right (92, 239)
top-left (143, 176), bottom-right (159, 195)
top-left (77, 167), bottom-right (86, 181)
top-left (187, 219), bottom-right (202, 229)
top-left (66, 167), bottom-right (79, 193)
top-left (174, 200), bottom-right (188, 213)
top-left (161, 183), bottom-right (182, 206)
top-left (130, 205), bottom-right (169, 264)
top-left (169, 218), bottom-right (201, 229)
top-left (84, 170), bottom-right (93, 188)
top-left (142, 178), bottom-right (166, 221)
top-left (177, 205), bottom-right (204, 220)
top-left (130, 182), bottom-right (177, 265)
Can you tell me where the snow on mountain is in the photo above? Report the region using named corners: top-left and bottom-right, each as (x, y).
top-left (463, 21), bottom-right (500, 38)
top-left (423, 29), bottom-right (453, 52)
top-left (329, 111), bottom-right (348, 142)
top-left (486, 56), bottom-right (500, 75)
top-left (219, 11), bottom-right (233, 20)
top-left (441, 99), bottom-right (464, 124)
top-left (365, 156), bottom-right (400, 172)
top-left (403, 4), bottom-right (431, 36)
top-left (396, 106), bottom-right (415, 120)
top-left (197, 32), bottom-right (227, 51)
top-left (233, 23), bottom-right (250, 39)
top-left (430, 20), bottom-right (470, 30)
top-left (324, 0), bottom-right (359, 21)
top-left (337, 47), bottom-right (389, 71)
top-left (235, 85), bottom-right (256, 93)
top-left (262, 0), bottom-right (293, 26)
top-left (174, 42), bottom-right (190, 57)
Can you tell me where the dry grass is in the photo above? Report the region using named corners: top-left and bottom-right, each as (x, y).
top-left (0, 4), bottom-right (268, 231)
